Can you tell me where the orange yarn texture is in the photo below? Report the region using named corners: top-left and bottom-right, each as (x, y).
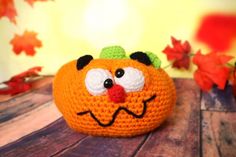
top-left (53, 59), bottom-right (176, 137)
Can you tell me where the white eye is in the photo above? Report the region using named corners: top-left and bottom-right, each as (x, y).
top-left (114, 67), bottom-right (145, 92)
top-left (85, 68), bottom-right (113, 96)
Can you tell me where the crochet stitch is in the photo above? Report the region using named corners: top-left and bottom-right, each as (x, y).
top-left (53, 46), bottom-right (176, 137)
top-left (100, 45), bottom-right (126, 59)
top-left (146, 51), bottom-right (162, 68)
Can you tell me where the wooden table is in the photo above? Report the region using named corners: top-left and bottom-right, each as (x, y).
top-left (0, 77), bottom-right (235, 157)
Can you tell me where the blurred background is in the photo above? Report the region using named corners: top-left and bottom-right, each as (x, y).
top-left (0, 0), bottom-right (236, 82)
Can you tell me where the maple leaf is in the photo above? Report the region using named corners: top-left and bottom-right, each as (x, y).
top-left (0, 66), bottom-right (42, 95)
top-left (162, 36), bottom-right (191, 69)
top-left (196, 14), bottom-right (236, 52)
top-left (10, 30), bottom-right (42, 56)
top-left (0, 0), bottom-right (17, 24)
top-left (193, 51), bottom-right (233, 91)
top-left (9, 66), bottom-right (42, 82)
top-left (25, 0), bottom-right (49, 6)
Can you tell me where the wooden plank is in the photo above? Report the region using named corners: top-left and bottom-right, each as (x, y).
top-left (201, 84), bottom-right (236, 112)
top-left (30, 76), bottom-right (53, 91)
top-left (133, 79), bottom-right (200, 157)
top-left (0, 118), bottom-right (87, 157)
top-left (57, 134), bottom-right (149, 157)
top-left (0, 95), bottom-right (12, 104)
top-left (0, 79), bottom-right (53, 124)
top-left (0, 101), bottom-right (61, 147)
top-left (202, 111), bottom-right (236, 157)
top-left (0, 78), bottom-right (201, 157)
top-left (0, 92), bottom-right (52, 124)
top-left (32, 76), bottom-right (53, 95)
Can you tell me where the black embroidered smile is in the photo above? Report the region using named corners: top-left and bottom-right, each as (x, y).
top-left (76, 95), bottom-right (156, 127)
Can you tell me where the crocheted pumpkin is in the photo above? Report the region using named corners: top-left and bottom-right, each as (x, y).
top-left (53, 46), bottom-right (176, 137)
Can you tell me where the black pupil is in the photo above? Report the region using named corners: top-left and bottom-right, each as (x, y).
top-left (115, 68), bottom-right (125, 78)
top-left (104, 79), bottom-right (113, 89)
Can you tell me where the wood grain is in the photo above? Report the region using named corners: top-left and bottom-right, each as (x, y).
top-left (0, 78), bottom-right (53, 124)
top-left (1, 78), bottom-right (236, 157)
top-left (201, 84), bottom-right (236, 112)
top-left (57, 135), bottom-right (148, 157)
top-left (133, 79), bottom-right (200, 157)
top-left (202, 111), bottom-right (236, 157)
top-left (0, 118), bottom-right (87, 157)
top-left (0, 101), bottom-right (61, 147)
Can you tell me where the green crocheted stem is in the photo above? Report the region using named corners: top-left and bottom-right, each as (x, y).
top-left (99, 46), bottom-right (161, 68)
top-left (100, 46), bottom-right (127, 59)
top-left (145, 51), bottom-right (161, 68)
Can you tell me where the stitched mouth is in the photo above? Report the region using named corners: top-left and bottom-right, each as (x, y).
top-left (76, 95), bottom-right (156, 127)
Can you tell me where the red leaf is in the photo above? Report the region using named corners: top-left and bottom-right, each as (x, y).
top-left (162, 37), bottom-right (191, 69)
top-left (25, 0), bottom-right (48, 6)
top-left (0, 0), bottom-right (17, 24)
top-left (196, 14), bottom-right (236, 52)
top-left (193, 51), bottom-right (233, 91)
top-left (9, 66), bottom-right (42, 82)
top-left (0, 66), bottom-right (42, 95)
top-left (0, 82), bottom-right (31, 95)
top-left (10, 30), bottom-right (42, 56)
top-left (229, 63), bottom-right (236, 98)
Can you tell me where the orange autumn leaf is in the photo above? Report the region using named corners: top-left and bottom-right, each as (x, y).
top-left (10, 30), bottom-right (42, 56)
top-left (25, 0), bottom-right (49, 6)
top-left (0, 0), bottom-right (17, 24)
top-left (193, 51), bottom-right (233, 91)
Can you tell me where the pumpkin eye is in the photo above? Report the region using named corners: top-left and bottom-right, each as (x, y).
top-left (114, 67), bottom-right (145, 92)
top-left (115, 68), bottom-right (125, 78)
top-left (85, 68), bottom-right (113, 96)
top-left (103, 78), bottom-right (113, 89)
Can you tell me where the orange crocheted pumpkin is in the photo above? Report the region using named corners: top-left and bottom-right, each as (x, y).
top-left (53, 46), bottom-right (176, 137)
